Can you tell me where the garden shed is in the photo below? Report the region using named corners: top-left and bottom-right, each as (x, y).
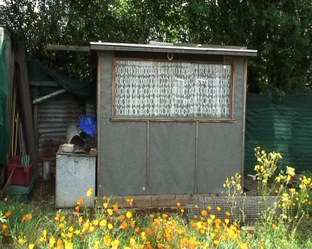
top-left (90, 42), bottom-right (257, 202)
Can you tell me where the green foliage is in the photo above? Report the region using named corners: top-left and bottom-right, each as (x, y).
top-left (0, 0), bottom-right (311, 93)
top-left (1, 153), bottom-right (312, 248)
top-left (251, 147), bottom-right (312, 248)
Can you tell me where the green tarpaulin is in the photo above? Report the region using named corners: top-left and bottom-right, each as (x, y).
top-left (0, 27), bottom-right (10, 165)
top-left (28, 59), bottom-right (91, 98)
top-left (245, 93), bottom-right (312, 174)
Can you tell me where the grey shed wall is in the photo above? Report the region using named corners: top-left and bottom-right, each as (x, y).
top-left (96, 51), bottom-right (248, 196)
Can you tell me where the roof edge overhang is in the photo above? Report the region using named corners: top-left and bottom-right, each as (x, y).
top-left (90, 42), bottom-right (257, 57)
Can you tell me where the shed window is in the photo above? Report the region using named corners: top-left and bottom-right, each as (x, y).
top-left (113, 59), bottom-right (232, 119)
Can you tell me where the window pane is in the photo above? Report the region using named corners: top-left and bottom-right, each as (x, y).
top-left (114, 59), bottom-right (231, 118)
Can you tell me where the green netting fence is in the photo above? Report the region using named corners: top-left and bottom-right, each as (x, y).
top-left (245, 93), bottom-right (312, 174)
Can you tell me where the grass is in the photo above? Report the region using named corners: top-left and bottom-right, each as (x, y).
top-left (0, 148), bottom-right (311, 249)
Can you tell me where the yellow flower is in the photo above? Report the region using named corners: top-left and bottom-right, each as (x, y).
top-left (103, 202), bottom-right (108, 209)
top-left (59, 222), bottom-right (65, 230)
top-left (67, 232), bottom-right (73, 240)
top-left (28, 243), bottom-right (35, 249)
top-left (86, 187), bottom-right (93, 197)
top-left (89, 225), bottom-right (95, 232)
top-left (239, 242), bottom-right (248, 249)
top-left (275, 175), bottom-right (281, 183)
top-left (108, 223), bottom-right (113, 230)
top-left (111, 239), bottom-right (120, 249)
top-left (196, 221), bottom-right (202, 229)
top-left (78, 216), bottom-right (83, 223)
top-left (215, 218), bottom-right (222, 226)
top-left (92, 219), bottom-right (99, 226)
top-left (286, 166), bottom-right (295, 177)
top-left (213, 239), bottom-right (219, 246)
top-left (94, 240), bottom-right (100, 249)
top-left (289, 188), bottom-right (296, 194)
top-left (299, 176), bottom-right (312, 190)
top-left (126, 211), bottom-right (132, 219)
top-left (57, 238), bottom-right (63, 249)
top-left (140, 231), bottom-right (147, 241)
top-left (49, 236), bottom-right (56, 248)
top-left (177, 228), bottom-right (184, 235)
top-left (65, 240), bottom-right (73, 249)
top-left (162, 213), bottom-right (168, 219)
top-left (82, 220), bottom-right (90, 232)
top-left (103, 235), bottom-right (111, 246)
top-left (100, 218), bottom-right (107, 227)
top-left (107, 208), bottom-right (113, 216)
top-left (18, 237), bottom-right (25, 245)
top-left (130, 237), bottom-right (136, 246)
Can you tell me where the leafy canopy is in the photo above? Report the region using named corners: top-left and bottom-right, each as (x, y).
top-left (1, 0), bottom-right (311, 93)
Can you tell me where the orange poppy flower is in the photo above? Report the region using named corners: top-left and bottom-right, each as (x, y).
top-left (201, 210), bottom-right (207, 217)
top-left (120, 221), bottom-right (128, 230)
top-left (2, 224), bottom-right (7, 231)
top-left (113, 203), bottom-right (118, 211)
top-left (119, 214), bottom-right (125, 222)
top-left (22, 214), bottom-right (32, 222)
top-left (77, 197), bottom-right (84, 206)
top-left (5, 211), bottom-right (11, 218)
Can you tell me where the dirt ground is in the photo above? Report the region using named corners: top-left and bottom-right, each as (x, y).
top-left (29, 177), bottom-right (55, 206)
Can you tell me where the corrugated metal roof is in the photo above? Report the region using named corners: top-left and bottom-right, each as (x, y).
top-left (36, 94), bottom-right (85, 163)
top-left (90, 42), bottom-right (257, 57)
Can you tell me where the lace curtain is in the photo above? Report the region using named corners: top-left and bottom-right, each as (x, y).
top-left (114, 59), bottom-right (231, 118)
